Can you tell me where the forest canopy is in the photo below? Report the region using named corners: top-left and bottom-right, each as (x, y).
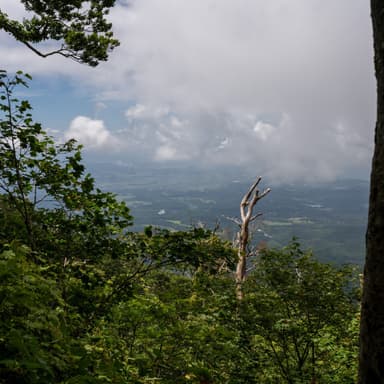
top-left (0, 71), bottom-right (360, 383)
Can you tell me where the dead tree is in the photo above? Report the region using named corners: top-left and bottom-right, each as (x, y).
top-left (228, 177), bottom-right (270, 300)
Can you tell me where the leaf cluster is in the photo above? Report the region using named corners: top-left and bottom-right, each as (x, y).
top-left (240, 240), bottom-right (360, 383)
top-left (0, 1), bottom-right (119, 66)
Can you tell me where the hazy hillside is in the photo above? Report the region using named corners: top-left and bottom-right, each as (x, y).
top-left (88, 162), bottom-right (369, 265)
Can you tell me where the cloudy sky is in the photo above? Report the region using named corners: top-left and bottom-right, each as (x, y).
top-left (0, 0), bottom-right (375, 182)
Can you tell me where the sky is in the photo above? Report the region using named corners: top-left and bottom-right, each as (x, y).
top-left (0, 0), bottom-right (376, 183)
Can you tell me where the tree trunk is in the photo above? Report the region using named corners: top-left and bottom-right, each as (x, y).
top-left (359, 1), bottom-right (384, 382)
top-left (235, 216), bottom-right (250, 301)
top-left (234, 178), bottom-right (270, 300)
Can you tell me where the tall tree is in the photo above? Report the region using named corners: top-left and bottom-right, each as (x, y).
top-left (359, 1), bottom-right (384, 382)
top-left (0, 1), bottom-right (119, 66)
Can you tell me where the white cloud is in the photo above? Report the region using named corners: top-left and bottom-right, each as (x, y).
top-left (65, 116), bottom-right (118, 150)
top-left (125, 104), bottom-right (169, 120)
top-left (0, 0), bottom-right (375, 181)
top-left (253, 121), bottom-right (275, 142)
top-left (0, 1), bottom-right (27, 20)
top-left (118, 105), bottom-right (372, 182)
top-left (125, 104), bottom-right (147, 119)
top-left (217, 137), bottom-right (229, 150)
top-left (155, 145), bottom-right (188, 161)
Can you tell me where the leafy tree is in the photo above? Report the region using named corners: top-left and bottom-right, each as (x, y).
top-left (0, 243), bottom-right (69, 383)
top-left (0, 1), bottom-right (119, 66)
top-left (241, 241), bottom-right (359, 383)
top-left (0, 70), bottom-right (136, 383)
top-left (359, 1), bottom-right (384, 382)
top-left (0, 70), bottom-right (133, 258)
top-left (97, 267), bottom-right (238, 384)
top-left (127, 226), bottom-right (236, 273)
top-left (93, 239), bottom-right (359, 384)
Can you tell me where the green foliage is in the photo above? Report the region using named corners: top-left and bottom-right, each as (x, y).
top-left (0, 72), bottom-right (360, 383)
top-left (97, 269), bottom-right (238, 384)
top-left (0, 243), bottom-right (68, 383)
top-left (128, 226), bottom-right (236, 272)
top-left (240, 240), bottom-right (359, 383)
top-left (0, 70), bottom-right (133, 257)
top-left (0, 1), bottom-right (119, 66)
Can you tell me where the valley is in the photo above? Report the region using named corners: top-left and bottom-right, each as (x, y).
top-left (88, 162), bottom-right (369, 265)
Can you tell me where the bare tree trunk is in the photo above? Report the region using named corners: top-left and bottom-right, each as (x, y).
top-left (234, 177), bottom-right (270, 300)
top-left (359, 1), bottom-right (384, 382)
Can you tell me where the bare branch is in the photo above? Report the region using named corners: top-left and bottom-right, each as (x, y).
top-left (250, 212), bottom-right (263, 222)
top-left (260, 187), bottom-right (272, 199)
top-left (21, 40), bottom-right (81, 62)
top-left (241, 176), bottom-right (262, 207)
top-left (223, 215), bottom-right (242, 226)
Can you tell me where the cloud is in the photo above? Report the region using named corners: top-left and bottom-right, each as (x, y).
top-left (118, 105), bottom-right (372, 182)
top-left (155, 145), bottom-right (187, 161)
top-left (253, 122), bottom-right (275, 142)
top-left (114, 0), bottom-right (375, 181)
top-left (0, 0), bottom-right (375, 181)
top-left (64, 116), bottom-right (118, 150)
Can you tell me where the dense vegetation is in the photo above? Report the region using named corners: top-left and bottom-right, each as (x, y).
top-left (0, 71), bottom-right (361, 383)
